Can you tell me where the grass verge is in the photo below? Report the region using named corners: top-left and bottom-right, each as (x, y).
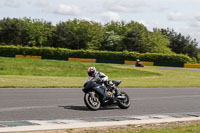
top-left (0, 57), bottom-right (200, 88)
top-left (12, 121), bottom-right (200, 133)
top-left (111, 64), bottom-right (200, 88)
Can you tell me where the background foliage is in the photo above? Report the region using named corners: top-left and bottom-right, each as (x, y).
top-left (0, 17), bottom-right (199, 62)
top-left (0, 45), bottom-right (193, 63)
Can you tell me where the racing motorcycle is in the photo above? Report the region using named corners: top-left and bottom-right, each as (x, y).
top-left (82, 77), bottom-right (130, 110)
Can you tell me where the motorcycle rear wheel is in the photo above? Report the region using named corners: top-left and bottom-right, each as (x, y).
top-left (84, 92), bottom-right (101, 111)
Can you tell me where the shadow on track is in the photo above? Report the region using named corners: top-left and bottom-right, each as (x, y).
top-left (59, 106), bottom-right (89, 111)
top-left (59, 105), bottom-right (118, 111)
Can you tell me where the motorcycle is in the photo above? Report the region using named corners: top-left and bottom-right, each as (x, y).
top-left (82, 77), bottom-right (131, 110)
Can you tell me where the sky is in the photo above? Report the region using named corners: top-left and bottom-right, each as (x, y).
top-left (0, 0), bottom-right (200, 47)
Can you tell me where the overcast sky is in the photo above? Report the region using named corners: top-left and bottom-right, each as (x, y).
top-left (0, 0), bottom-right (200, 47)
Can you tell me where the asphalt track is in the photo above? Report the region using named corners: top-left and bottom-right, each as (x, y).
top-left (0, 88), bottom-right (200, 121)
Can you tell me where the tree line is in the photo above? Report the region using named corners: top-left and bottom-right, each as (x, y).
top-left (0, 17), bottom-right (199, 60)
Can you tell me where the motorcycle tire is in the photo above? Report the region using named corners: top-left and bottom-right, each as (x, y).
top-left (84, 92), bottom-right (101, 111)
top-left (117, 91), bottom-right (131, 109)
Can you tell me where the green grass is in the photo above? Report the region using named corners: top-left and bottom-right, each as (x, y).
top-left (87, 124), bottom-right (200, 133)
top-left (0, 57), bottom-right (159, 77)
top-left (111, 64), bottom-right (200, 88)
top-left (0, 57), bottom-right (200, 88)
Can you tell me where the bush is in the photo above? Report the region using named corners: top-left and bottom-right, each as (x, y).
top-left (0, 45), bottom-right (193, 63)
top-left (139, 53), bottom-right (193, 63)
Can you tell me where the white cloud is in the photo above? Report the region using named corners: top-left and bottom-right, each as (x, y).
top-left (183, 15), bottom-right (200, 31)
top-left (104, 0), bottom-right (147, 13)
top-left (34, 0), bottom-right (49, 7)
top-left (195, 15), bottom-right (200, 22)
top-left (79, 17), bottom-right (100, 23)
top-left (54, 4), bottom-right (81, 16)
top-left (4, 0), bottom-right (23, 8)
top-left (190, 21), bottom-right (200, 28)
top-left (100, 11), bottom-right (120, 22)
top-left (104, 3), bottom-right (129, 12)
top-left (168, 11), bottom-right (187, 21)
top-left (138, 20), bottom-right (166, 32)
top-left (138, 20), bottom-right (149, 27)
top-left (30, 0), bottom-right (51, 13)
top-left (152, 6), bottom-right (169, 13)
top-left (18, 0), bottom-right (48, 7)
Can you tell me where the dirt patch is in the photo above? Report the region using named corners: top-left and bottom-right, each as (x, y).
top-left (9, 120), bottom-right (200, 133)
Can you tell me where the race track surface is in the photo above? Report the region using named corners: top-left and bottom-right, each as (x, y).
top-left (0, 88), bottom-right (200, 121)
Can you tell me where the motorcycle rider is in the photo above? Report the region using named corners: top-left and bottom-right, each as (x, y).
top-left (87, 67), bottom-right (119, 102)
top-left (135, 59), bottom-right (144, 67)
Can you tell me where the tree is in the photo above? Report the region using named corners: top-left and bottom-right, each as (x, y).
top-left (198, 49), bottom-right (200, 62)
top-left (147, 30), bottom-right (173, 54)
top-left (24, 18), bottom-right (54, 47)
top-left (101, 31), bottom-right (124, 51)
top-left (53, 19), bottom-right (104, 50)
top-left (0, 18), bottom-right (26, 45)
top-left (160, 28), bottom-right (199, 58)
top-left (0, 17), bottom-right (198, 55)
top-left (104, 21), bottom-right (129, 36)
top-left (0, 17), bottom-right (54, 47)
top-left (123, 22), bottom-right (149, 52)
top-left (123, 23), bottom-right (173, 54)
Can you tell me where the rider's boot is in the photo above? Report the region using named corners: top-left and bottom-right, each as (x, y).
top-left (112, 86), bottom-right (120, 96)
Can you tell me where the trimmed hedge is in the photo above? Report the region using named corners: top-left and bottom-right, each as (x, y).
top-left (0, 45), bottom-right (193, 63)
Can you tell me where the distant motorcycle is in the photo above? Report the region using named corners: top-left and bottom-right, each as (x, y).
top-left (82, 77), bottom-right (130, 110)
top-left (135, 62), bottom-right (144, 67)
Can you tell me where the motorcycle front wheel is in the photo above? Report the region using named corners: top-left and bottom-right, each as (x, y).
top-left (117, 91), bottom-right (131, 109)
top-left (84, 92), bottom-right (101, 111)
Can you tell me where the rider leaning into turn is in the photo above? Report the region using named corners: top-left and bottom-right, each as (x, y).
top-left (88, 67), bottom-right (108, 83)
top-left (87, 67), bottom-right (119, 102)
